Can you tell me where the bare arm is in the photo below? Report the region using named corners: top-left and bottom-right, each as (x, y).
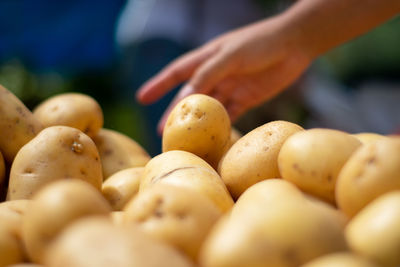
top-left (136, 0), bottom-right (400, 133)
top-left (285, 0), bottom-right (400, 59)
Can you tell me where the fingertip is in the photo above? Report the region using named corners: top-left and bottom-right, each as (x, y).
top-left (135, 88), bottom-right (146, 103)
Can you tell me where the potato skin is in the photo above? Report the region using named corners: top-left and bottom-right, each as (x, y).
top-left (336, 137), bottom-right (400, 217)
top-left (352, 132), bottom-right (387, 145)
top-left (0, 200), bottom-right (31, 267)
top-left (93, 128), bottom-right (150, 179)
top-left (22, 179), bottom-right (111, 263)
top-left (163, 94), bottom-right (231, 169)
top-left (200, 179), bottom-right (347, 267)
top-left (0, 85), bottom-right (43, 163)
top-left (345, 191), bottom-right (400, 267)
top-left (229, 128), bottom-right (242, 147)
top-left (7, 126), bottom-right (103, 200)
top-left (140, 150), bottom-right (234, 213)
top-left (102, 167), bottom-right (144, 211)
top-left (0, 200), bottom-right (31, 239)
top-left (219, 120), bottom-right (303, 199)
top-left (0, 221), bottom-right (24, 267)
top-left (45, 217), bottom-right (194, 267)
top-left (278, 129), bottom-right (361, 204)
top-left (33, 93), bottom-right (103, 138)
top-left (124, 184), bottom-right (221, 260)
top-left (109, 211), bottom-right (125, 226)
top-left (301, 252), bottom-right (379, 267)
top-left (5, 264), bottom-right (43, 267)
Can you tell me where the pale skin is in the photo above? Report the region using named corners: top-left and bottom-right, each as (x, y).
top-left (136, 0), bottom-right (400, 134)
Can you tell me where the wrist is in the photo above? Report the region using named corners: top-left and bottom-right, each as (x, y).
top-left (273, 11), bottom-right (317, 62)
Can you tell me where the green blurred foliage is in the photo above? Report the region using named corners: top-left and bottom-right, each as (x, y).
top-left (318, 16), bottom-right (400, 85)
top-left (0, 60), bottom-right (150, 153)
top-left (0, 60), bottom-right (69, 108)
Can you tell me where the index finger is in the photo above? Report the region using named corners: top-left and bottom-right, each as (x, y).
top-left (136, 45), bottom-right (217, 104)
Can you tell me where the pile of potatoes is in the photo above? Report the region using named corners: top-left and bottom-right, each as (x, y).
top-left (0, 84), bottom-right (399, 267)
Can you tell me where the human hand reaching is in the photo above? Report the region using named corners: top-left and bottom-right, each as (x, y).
top-left (136, 15), bottom-right (311, 133)
top-left (136, 0), bottom-right (400, 134)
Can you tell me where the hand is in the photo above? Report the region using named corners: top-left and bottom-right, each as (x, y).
top-left (136, 15), bottom-right (312, 134)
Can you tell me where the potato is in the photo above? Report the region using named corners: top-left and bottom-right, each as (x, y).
top-left (124, 184), bottom-right (221, 260)
top-left (7, 126), bottom-right (103, 200)
top-left (33, 93), bottom-right (103, 138)
top-left (22, 179), bottom-right (111, 263)
top-left (0, 200), bottom-right (31, 267)
top-left (352, 132), bottom-right (387, 145)
top-left (301, 252), bottom-right (379, 267)
top-left (278, 128), bottom-right (361, 204)
top-left (200, 179), bottom-right (347, 267)
top-left (140, 150), bottom-right (234, 212)
top-left (230, 128), bottom-right (242, 145)
top-left (222, 128), bottom-right (243, 155)
top-left (93, 128), bottom-right (150, 179)
top-left (6, 264), bottom-right (43, 267)
top-left (45, 217), bottom-right (194, 267)
top-left (0, 221), bottom-right (24, 267)
top-left (336, 137), bottom-right (400, 217)
top-left (0, 85), bottom-right (43, 163)
top-left (0, 200), bottom-right (31, 239)
top-left (346, 191), bottom-right (400, 267)
top-left (102, 167), bottom-right (144, 210)
top-left (163, 94), bottom-right (231, 169)
top-left (110, 211), bottom-right (125, 226)
top-left (219, 120), bottom-right (304, 199)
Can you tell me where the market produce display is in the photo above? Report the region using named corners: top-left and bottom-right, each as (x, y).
top-left (0, 84), bottom-right (399, 267)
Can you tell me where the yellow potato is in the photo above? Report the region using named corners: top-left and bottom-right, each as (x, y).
top-left (336, 137), bottom-right (400, 217)
top-left (219, 120), bottom-right (304, 199)
top-left (0, 85), bottom-right (43, 163)
top-left (140, 150), bottom-right (233, 212)
top-left (346, 191), bottom-right (400, 267)
top-left (22, 179), bottom-right (111, 263)
top-left (0, 200), bottom-right (31, 267)
top-left (33, 93), bottom-right (103, 138)
top-left (221, 128), bottom-right (243, 155)
top-left (163, 94), bottom-right (231, 169)
top-left (93, 128), bottom-right (150, 179)
top-left (8, 126), bottom-right (103, 200)
top-left (352, 132), bottom-right (387, 145)
top-left (0, 200), bottom-right (31, 239)
top-left (230, 128), bottom-right (242, 145)
top-left (109, 211), bottom-right (125, 226)
top-left (45, 217), bottom-right (194, 267)
top-left (102, 167), bottom-right (144, 210)
top-left (301, 252), bottom-right (379, 267)
top-left (6, 264), bottom-right (43, 267)
top-left (0, 221), bottom-right (24, 267)
top-left (125, 184), bottom-right (221, 260)
top-left (278, 128), bottom-right (361, 204)
top-left (200, 179), bottom-right (347, 267)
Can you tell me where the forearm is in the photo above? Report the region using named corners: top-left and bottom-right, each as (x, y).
top-left (280, 0), bottom-right (400, 59)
